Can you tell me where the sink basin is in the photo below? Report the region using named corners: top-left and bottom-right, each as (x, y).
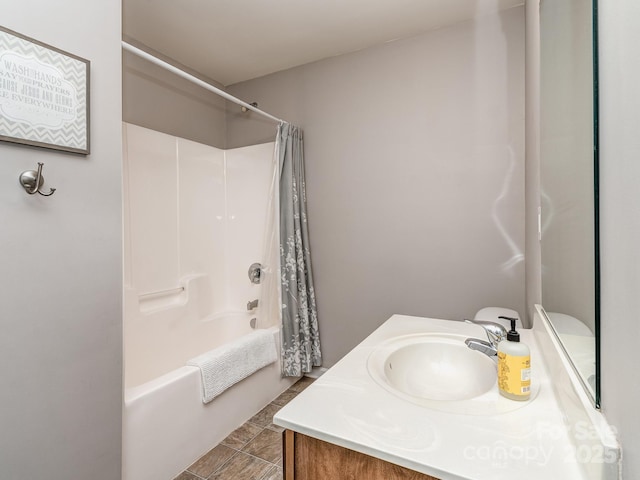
top-left (367, 333), bottom-right (538, 415)
top-left (383, 337), bottom-right (496, 401)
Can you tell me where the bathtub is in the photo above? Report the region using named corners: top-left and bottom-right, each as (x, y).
top-left (122, 282), bottom-right (295, 480)
top-left (123, 326), bottom-right (294, 480)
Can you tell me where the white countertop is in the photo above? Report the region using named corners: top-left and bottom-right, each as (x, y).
top-left (274, 314), bottom-right (589, 480)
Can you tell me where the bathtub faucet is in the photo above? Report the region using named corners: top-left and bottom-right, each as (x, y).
top-left (247, 299), bottom-right (259, 311)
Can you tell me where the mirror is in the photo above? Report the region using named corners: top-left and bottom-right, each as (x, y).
top-left (539, 0), bottom-right (599, 406)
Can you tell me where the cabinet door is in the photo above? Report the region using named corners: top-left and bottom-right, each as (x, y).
top-left (283, 430), bottom-right (440, 480)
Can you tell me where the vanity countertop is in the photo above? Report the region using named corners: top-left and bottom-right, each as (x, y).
top-left (274, 314), bottom-right (590, 480)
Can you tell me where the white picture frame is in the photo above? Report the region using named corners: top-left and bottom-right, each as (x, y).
top-left (0, 26), bottom-right (90, 155)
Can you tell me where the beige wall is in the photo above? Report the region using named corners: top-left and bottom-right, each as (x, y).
top-left (0, 1), bottom-right (123, 479)
top-left (228, 7), bottom-right (526, 367)
top-left (599, 0), bottom-right (640, 477)
top-left (123, 50), bottom-right (227, 148)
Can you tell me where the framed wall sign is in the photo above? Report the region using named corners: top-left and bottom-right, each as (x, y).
top-left (0, 26), bottom-right (90, 155)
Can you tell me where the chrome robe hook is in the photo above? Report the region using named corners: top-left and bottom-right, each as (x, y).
top-left (19, 162), bottom-right (56, 196)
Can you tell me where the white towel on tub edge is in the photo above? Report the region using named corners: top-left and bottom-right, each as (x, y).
top-left (187, 329), bottom-right (278, 404)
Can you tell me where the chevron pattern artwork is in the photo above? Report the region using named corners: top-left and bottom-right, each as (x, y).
top-left (0, 27), bottom-right (89, 154)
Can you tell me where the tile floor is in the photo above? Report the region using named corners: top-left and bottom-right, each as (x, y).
top-left (174, 376), bottom-right (315, 480)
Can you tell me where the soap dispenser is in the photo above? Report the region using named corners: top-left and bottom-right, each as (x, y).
top-left (497, 317), bottom-right (531, 401)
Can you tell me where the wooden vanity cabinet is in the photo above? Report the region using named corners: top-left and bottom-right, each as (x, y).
top-left (283, 430), bottom-right (441, 480)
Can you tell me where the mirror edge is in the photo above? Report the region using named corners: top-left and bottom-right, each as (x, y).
top-left (593, 0), bottom-right (601, 410)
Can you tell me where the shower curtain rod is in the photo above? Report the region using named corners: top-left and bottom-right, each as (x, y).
top-left (122, 41), bottom-right (286, 124)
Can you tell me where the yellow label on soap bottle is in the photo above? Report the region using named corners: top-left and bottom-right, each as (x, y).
top-left (497, 352), bottom-right (531, 397)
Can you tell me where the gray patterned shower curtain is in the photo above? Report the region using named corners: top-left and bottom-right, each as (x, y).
top-left (277, 123), bottom-right (322, 377)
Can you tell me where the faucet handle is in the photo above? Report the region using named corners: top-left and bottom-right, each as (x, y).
top-left (464, 319), bottom-right (508, 346)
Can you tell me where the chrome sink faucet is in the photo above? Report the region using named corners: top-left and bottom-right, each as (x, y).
top-left (464, 319), bottom-right (508, 357)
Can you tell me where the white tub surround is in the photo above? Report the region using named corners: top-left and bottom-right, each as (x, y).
top-left (275, 314), bottom-right (620, 480)
top-left (123, 124), bottom-right (278, 388)
top-left (122, 123), bottom-right (279, 388)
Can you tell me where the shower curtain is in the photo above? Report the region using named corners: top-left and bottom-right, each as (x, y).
top-left (264, 123), bottom-right (322, 377)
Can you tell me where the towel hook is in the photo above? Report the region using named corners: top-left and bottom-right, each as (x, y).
top-left (19, 162), bottom-right (56, 197)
